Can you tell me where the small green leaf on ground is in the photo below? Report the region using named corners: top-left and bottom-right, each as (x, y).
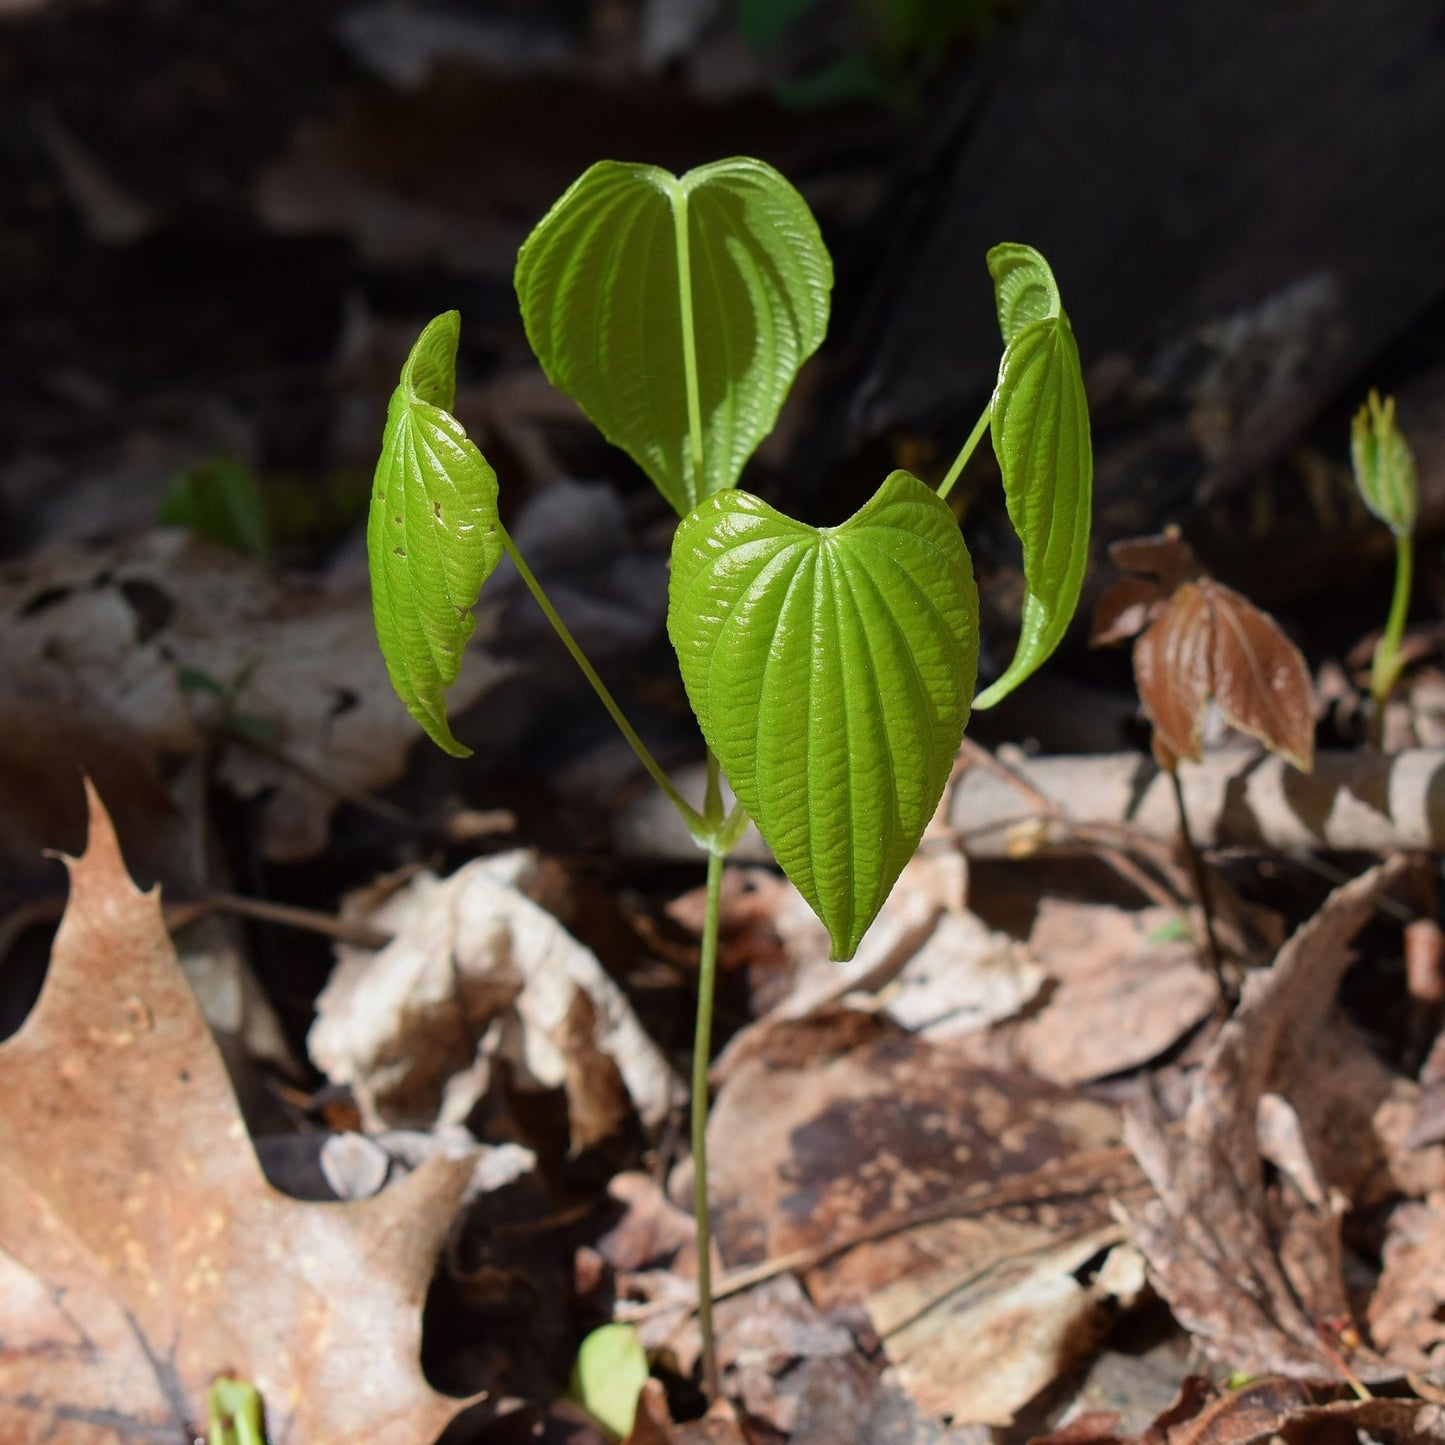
top-left (570, 1323), bottom-right (649, 1440)
top-left (368, 310), bottom-right (502, 757)
top-left (669, 471), bottom-right (977, 960)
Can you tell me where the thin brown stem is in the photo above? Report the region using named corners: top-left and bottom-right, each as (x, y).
top-left (1168, 766), bottom-right (1232, 1004)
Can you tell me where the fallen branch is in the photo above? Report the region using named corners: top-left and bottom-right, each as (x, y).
top-left (618, 747), bottom-right (1445, 863)
top-left (947, 746), bottom-right (1445, 858)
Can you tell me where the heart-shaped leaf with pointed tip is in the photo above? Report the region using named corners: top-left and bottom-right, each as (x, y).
top-left (368, 311), bottom-right (502, 757)
top-left (515, 157), bottom-right (832, 515)
top-left (973, 245), bottom-right (1092, 710)
top-left (669, 471), bottom-right (977, 960)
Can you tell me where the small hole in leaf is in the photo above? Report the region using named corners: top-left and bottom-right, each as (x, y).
top-left (394, 547), bottom-right (406, 557)
top-left (432, 501), bottom-right (442, 519)
top-left (394, 516), bottom-right (403, 525)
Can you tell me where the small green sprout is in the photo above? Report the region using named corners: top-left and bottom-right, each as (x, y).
top-left (207, 1376), bottom-right (266, 1445)
top-left (1350, 389), bottom-right (1419, 713)
top-left (570, 1322), bottom-right (650, 1439)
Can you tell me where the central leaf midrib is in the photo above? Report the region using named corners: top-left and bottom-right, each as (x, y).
top-left (666, 179), bottom-right (707, 508)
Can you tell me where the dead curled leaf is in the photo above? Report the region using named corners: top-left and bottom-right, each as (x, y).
top-left (1123, 855), bottom-right (1409, 1383)
top-left (308, 851), bottom-right (682, 1137)
top-left (0, 785), bottom-right (478, 1443)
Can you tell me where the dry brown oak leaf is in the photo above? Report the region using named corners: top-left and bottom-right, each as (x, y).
top-left (0, 784), bottom-right (479, 1443)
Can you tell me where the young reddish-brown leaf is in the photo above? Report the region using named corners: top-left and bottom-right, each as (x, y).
top-left (1133, 582), bottom-right (1214, 767)
top-left (1089, 574), bottom-right (1167, 647)
top-left (0, 784), bottom-right (479, 1443)
top-left (1132, 581), bottom-right (1314, 774)
top-left (1106, 527), bottom-right (1203, 591)
top-left (1205, 581), bottom-right (1315, 774)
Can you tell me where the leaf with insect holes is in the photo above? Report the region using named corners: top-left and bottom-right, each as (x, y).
top-left (1351, 390), bottom-right (1418, 536)
top-left (973, 245), bottom-right (1093, 710)
top-left (515, 158), bottom-right (832, 516)
top-left (368, 311), bottom-right (502, 757)
top-left (669, 471), bottom-right (977, 960)
top-left (1133, 580), bottom-right (1314, 773)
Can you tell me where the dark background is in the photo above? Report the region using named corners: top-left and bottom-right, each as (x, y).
top-left (4, 0), bottom-right (1445, 748)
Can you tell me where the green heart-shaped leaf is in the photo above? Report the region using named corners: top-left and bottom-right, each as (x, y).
top-left (368, 311), bottom-right (502, 757)
top-left (669, 471), bottom-right (978, 960)
top-left (515, 157), bottom-right (832, 515)
top-left (972, 244), bottom-right (1093, 710)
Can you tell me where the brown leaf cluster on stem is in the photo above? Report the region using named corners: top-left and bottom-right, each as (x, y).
top-left (1092, 529), bottom-right (1315, 773)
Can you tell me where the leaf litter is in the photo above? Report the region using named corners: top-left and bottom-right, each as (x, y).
top-left (12, 751), bottom-right (1445, 1440)
top-left (5, 565), bottom-right (1445, 1440)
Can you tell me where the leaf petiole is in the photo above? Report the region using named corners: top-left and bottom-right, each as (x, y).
top-left (499, 526), bottom-right (709, 838)
top-left (936, 399), bottom-right (993, 503)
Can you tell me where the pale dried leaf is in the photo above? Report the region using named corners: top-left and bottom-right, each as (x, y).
top-left (1015, 901), bottom-right (1218, 1085)
top-left (309, 851), bottom-right (681, 1133)
top-left (0, 786), bottom-right (477, 1442)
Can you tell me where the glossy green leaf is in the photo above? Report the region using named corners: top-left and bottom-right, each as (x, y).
top-left (368, 311), bottom-right (502, 757)
top-left (570, 1323), bottom-right (649, 1440)
top-left (669, 471), bottom-right (977, 960)
top-left (973, 244), bottom-right (1092, 710)
top-left (515, 157), bottom-right (832, 515)
top-left (1351, 389), bottom-right (1417, 535)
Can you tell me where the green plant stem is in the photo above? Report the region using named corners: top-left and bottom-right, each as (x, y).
top-left (670, 183), bottom-right (707, 499)
top-left (936, 399), bottom-right (993, 503)
top-left (692, 847), bottom-right (725, 1401)
top-left (499, 526), bottom-right (707, 837)
top-left (1167, 766), bottom-right (1231, 1006)
top-left (1372, 529), bottom-right (1413, 707)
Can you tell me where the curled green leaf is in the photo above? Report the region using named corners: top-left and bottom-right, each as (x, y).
top-left (1351, 389), bottom-right (1417, 536)
top-left (515, 157), bottom-right (832, 515)
top-left (669, 472), bottom-right (977, 960)
top-left (368, 311), bottom-right (502, 757)
top-left (973, 244), bottom-right (1093, 710)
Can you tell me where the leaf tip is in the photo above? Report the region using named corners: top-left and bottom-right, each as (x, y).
top-left (63, 776), bottom-right (143, 898)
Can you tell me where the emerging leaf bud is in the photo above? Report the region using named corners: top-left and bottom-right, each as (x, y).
top-left (1351, 390), bottom-right (1418, 536)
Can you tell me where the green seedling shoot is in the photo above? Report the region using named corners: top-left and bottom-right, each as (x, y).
top-left (207, 1376), bottom-right (266, 1445)
top-left (1350, 389), bottom-right (1419, 714)
top-left (367, 156), bottom-right (1093, 1399)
